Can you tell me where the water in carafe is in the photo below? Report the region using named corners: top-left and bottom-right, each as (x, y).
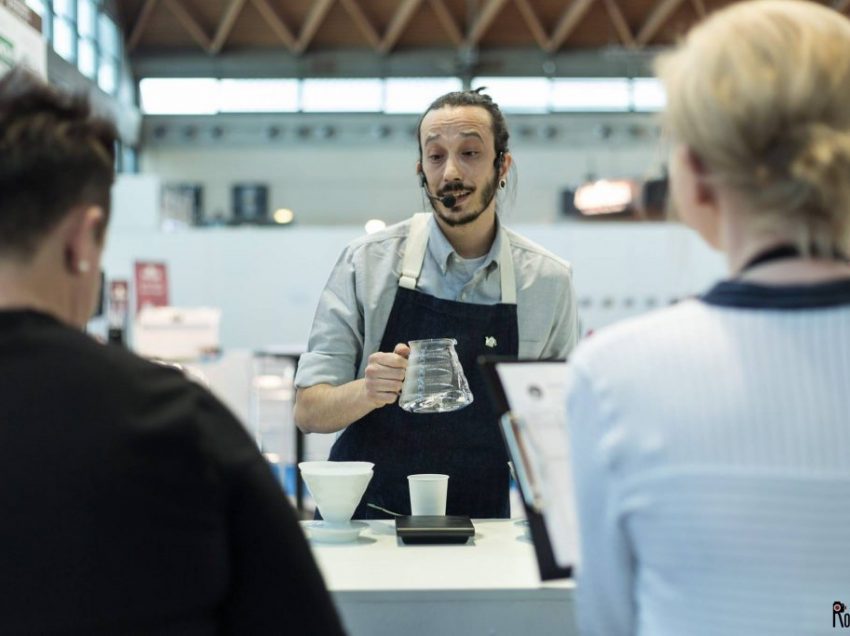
top-left (399, 338), bottom-right (473, 414)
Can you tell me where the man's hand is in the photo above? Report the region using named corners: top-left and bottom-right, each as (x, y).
top-left (363, 342), bottom-right (410, 407)
top-left (295, 343), bottom-right (412, 432)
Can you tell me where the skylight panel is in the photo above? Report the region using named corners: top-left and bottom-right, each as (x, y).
top-left (218, 79), bottom-right (299, 112)
top-left (140, 78), bottom-right (219, 115)
top-left (471, 77), bottom-right (551, 113)
top-left (384, 78), bottom-right (463, 114)
top-left (301, 79), bottom-right (383, 112)
top-left (551, 78), bottom-right (630, 112)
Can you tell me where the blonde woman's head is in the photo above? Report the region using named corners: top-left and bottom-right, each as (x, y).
top-left (656, 0), bottom-right (850, 255)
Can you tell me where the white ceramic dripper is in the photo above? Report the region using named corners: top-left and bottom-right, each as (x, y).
top-left (298, 461), bottom-right (374, 525)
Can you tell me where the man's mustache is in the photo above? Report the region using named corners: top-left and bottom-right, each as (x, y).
top-left (438, 183), bottom-right (475, 195)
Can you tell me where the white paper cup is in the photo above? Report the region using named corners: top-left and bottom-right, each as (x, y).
top-left (408, 474), bottom-right (449, 516)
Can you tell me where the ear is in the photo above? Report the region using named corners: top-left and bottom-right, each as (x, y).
top-left (670, 144), bottom-right (722, 248)
top-left (64, 205), bottom-right (105, 276)
top-left (415, 161), bottom-right (425, 187)
top-left (498, 152), bottom-right (513, 180)
top-left (683, 147), bottom-right (715, 206)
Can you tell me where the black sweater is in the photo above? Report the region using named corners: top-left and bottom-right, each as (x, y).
top-left (0, 310), bottom-right (345, 635)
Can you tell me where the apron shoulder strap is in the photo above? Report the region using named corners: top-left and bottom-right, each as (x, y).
top-left (399, 213), bottom-right (518, 305)
top-left (399, 213), bottom-right (431, 290)
top-left (499, 229), bottom-right (517, 305)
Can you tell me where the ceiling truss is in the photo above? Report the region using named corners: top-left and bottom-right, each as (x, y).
top-left (121, 0), bottom-right (758, 57)
top-left (119, 0), bottom-right (850, 76)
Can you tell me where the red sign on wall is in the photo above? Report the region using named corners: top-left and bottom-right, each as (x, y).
top-left (133, 261), bottom-right (169, 314)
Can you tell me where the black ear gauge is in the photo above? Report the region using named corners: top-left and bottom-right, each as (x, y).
top-left (419, 172), bottom-right (427, 187)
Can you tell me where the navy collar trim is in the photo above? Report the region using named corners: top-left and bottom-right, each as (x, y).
top-left (700, 278), bottom-right (850, 309)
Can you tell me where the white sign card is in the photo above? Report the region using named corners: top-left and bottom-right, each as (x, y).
top-left (494, 362), bottom-right (579, 568)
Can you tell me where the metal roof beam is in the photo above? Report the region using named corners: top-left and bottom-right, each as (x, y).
top-left (129, 47), bottom-right (658, 79)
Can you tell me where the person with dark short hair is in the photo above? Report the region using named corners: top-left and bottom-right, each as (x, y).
top-left (294, 89), bottom-right (579, 520)
top-left (0, 67), bottom-right (345, 635)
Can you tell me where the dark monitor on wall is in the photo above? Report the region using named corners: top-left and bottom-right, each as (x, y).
top-left (639, 177), bottom-right (668, 220)
top-left (93, 270), bottom-right (105, 318)
top-left (232, 183), bottom-right (269, 224)
top-left (560, 188), bottom-right (579, 217)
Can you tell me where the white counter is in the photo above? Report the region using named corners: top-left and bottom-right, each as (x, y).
top-left (304, 519), bottom-right (577, 636)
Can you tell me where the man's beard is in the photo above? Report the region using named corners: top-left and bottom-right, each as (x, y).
top-left (430, 174), bottom-right (499, 227)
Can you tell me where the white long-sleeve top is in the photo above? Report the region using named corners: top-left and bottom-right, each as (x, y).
top-left (565, 279), bottom-right (850, 636)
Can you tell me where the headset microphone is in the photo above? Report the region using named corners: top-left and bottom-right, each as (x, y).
top-left (424, 192), bottom-right (457, 208)
top-left (420, 172), bottom-right (457, 207)
top-left (439, 193), bottom-right (456, 207)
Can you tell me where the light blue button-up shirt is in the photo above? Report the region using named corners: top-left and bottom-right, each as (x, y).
top-left (295, 214), bottom-right (578, 388)
top-left (420, 213), bottom-right (501, 302)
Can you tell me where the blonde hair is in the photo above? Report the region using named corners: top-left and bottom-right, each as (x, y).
top-left (655, 0), bottom-right (850, 256)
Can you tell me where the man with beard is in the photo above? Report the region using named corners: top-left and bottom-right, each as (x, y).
top-left (294, 89), bottom-right (578, 519)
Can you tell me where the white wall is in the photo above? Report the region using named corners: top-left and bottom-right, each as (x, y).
top-left (123, 125), bottom-right (723, 352)
top-left (102, 220), bottom-right (725, 351)
top-left (108, 136), bottom-right (723, 478)
top-left (139, 115), bottom-right (666, 226)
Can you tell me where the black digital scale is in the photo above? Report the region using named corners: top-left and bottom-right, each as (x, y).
top-left (395, 515), bottom-right (476, 544)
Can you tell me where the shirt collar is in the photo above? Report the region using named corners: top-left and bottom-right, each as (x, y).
top-left (700, 278), bottom-right (850, 309)
top-left (426, 214), bottom-right (503, 275)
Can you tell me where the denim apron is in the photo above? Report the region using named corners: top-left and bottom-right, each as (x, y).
top-left (329, 214), bottom-right (519, 519)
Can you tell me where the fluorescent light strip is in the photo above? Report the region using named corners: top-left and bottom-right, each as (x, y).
top-left (139, 77), bottom-right (663, 115)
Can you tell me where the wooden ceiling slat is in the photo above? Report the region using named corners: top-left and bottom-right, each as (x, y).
top-left (636, 0), bottom-right (685, 46)
top-left (689, 0), bottom-right (705, 18)
top-left (295, 0), bottom-right (335, 54)
top-left (163, 0), bottom-right (213, 52)
top-left (120, 0), bottom-right (734, 60)
top-left (548, 0), bottom-right (597, 52)
top-left (513, 0), bottom-right (551, 50)
top-left (466, 0), bottom-right (510, 45)
top-left (338, 0), bottom-right (382, 49)
top-left (603, 0), bottom-right (635, 48)
top-left (249, 0), bottom-right (296, 50)
top-left (380, 0), bottom-right (423, 54)
top-left (210, 0), bottom-right (248, 54)
top-left (428, 0), bottom-right (463, 46)
top-left (126, 0), bottom-right (159, 53)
